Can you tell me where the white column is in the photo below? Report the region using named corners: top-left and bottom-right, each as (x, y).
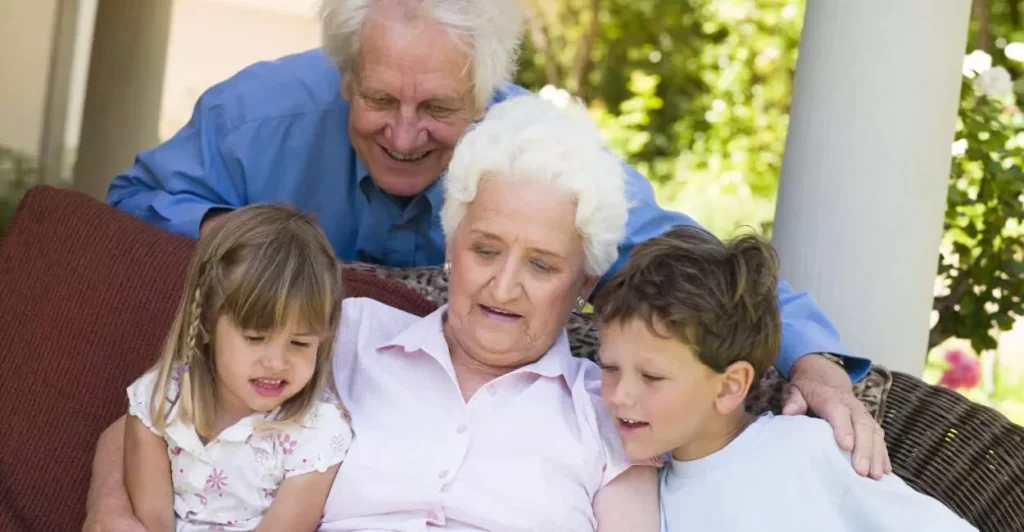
top-left (73, 0), bottom-right (173, 201)
top-left (772, 1), bottom-right (972, 376)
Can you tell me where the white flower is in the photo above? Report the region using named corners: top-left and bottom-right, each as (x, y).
top-left (951, 138), bottom-right (968, 157)
top-left (976, 66), bottom-right (1014, 100)
top-left (963, 50), bottom-right (992, 78)
top-left (538, 84), bottom-right (572, 109)
top-left (1005, 42), bottom-right (1024, 63)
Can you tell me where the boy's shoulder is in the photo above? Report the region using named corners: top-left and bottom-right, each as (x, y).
top-left (759, 413), bottom-right (855, 472)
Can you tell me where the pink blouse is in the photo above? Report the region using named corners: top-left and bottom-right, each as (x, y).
top-left (319, 298), bottom-right (631, 531)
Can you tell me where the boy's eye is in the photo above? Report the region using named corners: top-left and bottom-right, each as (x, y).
top-left (597, 363), bottom-right (619, 373)
top-left (291, 340), bottom-right (313, 348)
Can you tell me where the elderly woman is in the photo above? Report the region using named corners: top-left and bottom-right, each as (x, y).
top-left (320, 95), bottom-right (654, 530)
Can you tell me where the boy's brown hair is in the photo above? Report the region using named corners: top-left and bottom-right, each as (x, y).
top-left (596, 225), bottom-right (781, 382)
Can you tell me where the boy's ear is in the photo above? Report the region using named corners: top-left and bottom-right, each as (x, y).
top-left (715, 361), bottom-right (755, 415)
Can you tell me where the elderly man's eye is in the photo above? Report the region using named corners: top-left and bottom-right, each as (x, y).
top-left (424, 103), bottom-right (456, 116)
top-left (362, 93), bottom-right (394, 107)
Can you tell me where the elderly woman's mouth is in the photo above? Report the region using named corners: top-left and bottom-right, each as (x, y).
top-left (479, 304), bottom-right (522, 321)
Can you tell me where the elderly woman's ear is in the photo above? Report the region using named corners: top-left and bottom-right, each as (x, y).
top-left (579, 276), bottom-right (600, 305)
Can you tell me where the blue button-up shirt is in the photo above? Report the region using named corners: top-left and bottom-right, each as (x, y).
top-left (107, 49), bottom-right (869, 381)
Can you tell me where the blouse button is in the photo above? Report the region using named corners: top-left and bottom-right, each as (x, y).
top-left (487, 386), bottom-right (497, 396)
top-left (455, 424), bottom-right (467, 434)
top-left (438, 469), bottom-right (449, 479)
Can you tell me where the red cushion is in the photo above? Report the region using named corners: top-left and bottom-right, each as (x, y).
top-left (0, 186), bottom-right (438, 532)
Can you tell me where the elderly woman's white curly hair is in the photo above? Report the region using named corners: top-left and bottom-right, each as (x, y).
top-left (319, 0), bottom-right (523, 110)
top-left (441, 95), bottom-right (629, 278)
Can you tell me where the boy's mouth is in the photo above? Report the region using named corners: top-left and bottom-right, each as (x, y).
top-left (617, 417), bottom-right (650, 432)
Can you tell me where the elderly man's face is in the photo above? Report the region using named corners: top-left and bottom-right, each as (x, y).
top-left (444, 177), bottom-right (597, 371)
top-left (343, 13), bottom-right (479, 198)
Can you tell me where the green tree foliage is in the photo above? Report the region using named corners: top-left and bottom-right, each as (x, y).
top-left (514, 0), bottom-right (1023, 356)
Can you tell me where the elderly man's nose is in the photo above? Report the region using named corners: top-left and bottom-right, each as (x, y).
top-left (385, 115), bottom-right (427, 151)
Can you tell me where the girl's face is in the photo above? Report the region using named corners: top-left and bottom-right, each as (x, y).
top-left (212, 314), bottom-right (322, 423)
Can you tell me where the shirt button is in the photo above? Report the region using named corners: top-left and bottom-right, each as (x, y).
top-left (455, 424), bottom-right (467, 434)
top-left (487, 386), bottom-right (497, 396)
top-left (438, 469), bottom-right (449, 479)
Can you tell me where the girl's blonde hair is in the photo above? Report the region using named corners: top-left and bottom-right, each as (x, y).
top-left (148, 204), bottom-right (343, 439)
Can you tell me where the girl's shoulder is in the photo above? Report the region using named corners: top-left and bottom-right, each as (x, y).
top-left (265, 395), bottom-right (352, 478)
top-left (126, 364), bottom-right (185, 431)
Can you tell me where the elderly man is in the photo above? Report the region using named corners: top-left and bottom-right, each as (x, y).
top-left (92, 0), bottom-right (887, 527)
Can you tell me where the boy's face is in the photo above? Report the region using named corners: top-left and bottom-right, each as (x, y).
top-left (598, 318), bottom-right (723, 462)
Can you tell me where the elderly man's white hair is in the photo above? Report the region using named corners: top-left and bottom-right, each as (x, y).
top-left (319, 0), bottom-right (523, 110)
top-left (441, 95), bottom-right (629, 278)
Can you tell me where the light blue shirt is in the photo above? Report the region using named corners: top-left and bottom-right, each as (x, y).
top-left (107, 49), bottom-right (869, 380)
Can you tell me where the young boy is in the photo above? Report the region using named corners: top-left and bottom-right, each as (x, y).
top-left (594, 225), bottom-right (977, 532)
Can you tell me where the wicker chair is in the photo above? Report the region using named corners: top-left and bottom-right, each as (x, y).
top-left (345, 261), bottom-right (1024, 532)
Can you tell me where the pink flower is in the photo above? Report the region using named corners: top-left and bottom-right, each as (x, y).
top-left (205, 469), bottom-right (228, 493)
top-left (939, 349), bottom-right (981, 390)
top-left (279, 434), bottom-right (298, 455)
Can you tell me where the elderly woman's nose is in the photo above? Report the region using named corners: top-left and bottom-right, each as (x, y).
top-left (490, 259), bottom-right (523, 303)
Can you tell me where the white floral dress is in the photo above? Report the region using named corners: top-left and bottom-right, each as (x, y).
top-left (127, 368), bottom-right (352, 531)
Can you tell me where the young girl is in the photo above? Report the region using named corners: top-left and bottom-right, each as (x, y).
top-left (124, 204), bottom-right (352, 531)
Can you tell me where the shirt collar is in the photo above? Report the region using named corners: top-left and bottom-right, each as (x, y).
top-left (377, 304), bottom-right (576, 383)
top-left (354, 154), bottom-right (445, 219)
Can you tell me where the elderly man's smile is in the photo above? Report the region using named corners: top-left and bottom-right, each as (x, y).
top-left (381, 144), bottom-right (432, 162)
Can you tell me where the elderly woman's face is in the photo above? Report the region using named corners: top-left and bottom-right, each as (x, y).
top-left (343, 12), bottom-right (479, 198)
top-left (446, 177), bottom-right (597, 369)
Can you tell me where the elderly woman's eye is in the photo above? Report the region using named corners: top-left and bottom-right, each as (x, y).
top-left (530, 260), bottom-right (552, 273)
top-left (473, 245), bottom-right (497, 257)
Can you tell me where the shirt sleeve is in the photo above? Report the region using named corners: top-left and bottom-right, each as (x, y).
top-left (606, 162), bottom-right (872, 382)
top-left (575, 363), bottom-right (638, 490)
top-left (839, 471), bottom-right (978, 531)
top-left (126, 367), bottom-right (176, 437)
top-left (106, 83), bottom-right (247, 239)
top-left (281, 400), bottom-right (353, 478)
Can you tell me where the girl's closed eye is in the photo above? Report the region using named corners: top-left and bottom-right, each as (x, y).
top-left (244, 334), bottom-right (266, 344)
top-left (641, 372), bottom-right (666, 383)
top-left (597, 362), bottom-right (619, 373)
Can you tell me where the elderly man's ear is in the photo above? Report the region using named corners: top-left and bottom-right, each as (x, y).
top-left (341, 78), bottom-right (354, 101)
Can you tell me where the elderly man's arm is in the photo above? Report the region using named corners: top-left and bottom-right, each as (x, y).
top-left (593, 465), bottom-right (660, 532)
top-left (106, 82), bottom-right (245, 240)
top-left (83, 416), bottom-right (147, 532)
